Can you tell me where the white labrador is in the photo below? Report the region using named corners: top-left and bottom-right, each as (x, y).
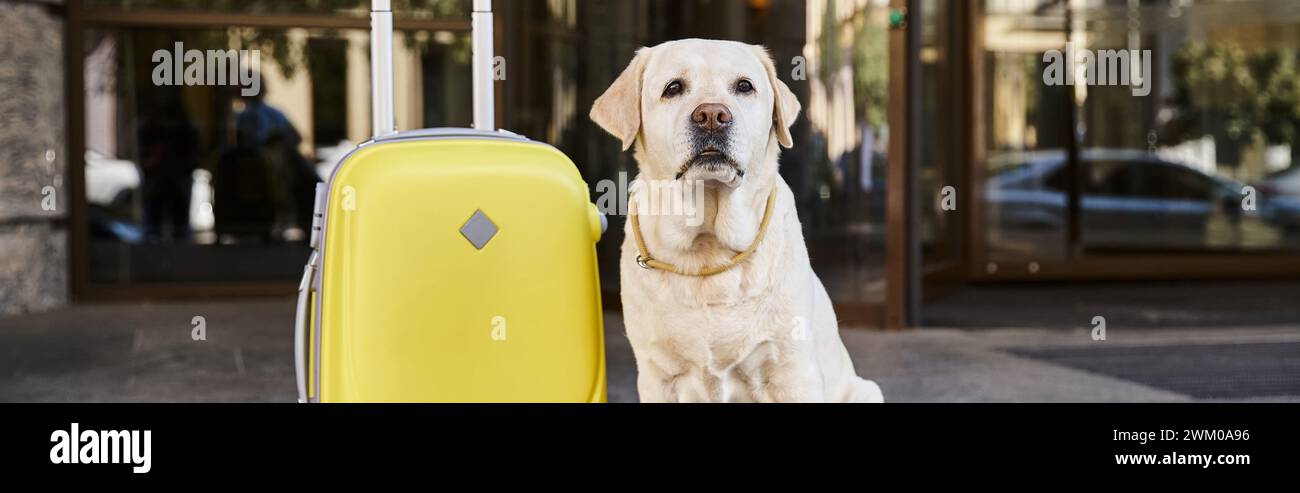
top-left (591, 39), bottom-right (884, 403)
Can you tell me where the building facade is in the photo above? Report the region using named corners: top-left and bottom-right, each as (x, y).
top-left (0, 0), bottom-right (67, 315)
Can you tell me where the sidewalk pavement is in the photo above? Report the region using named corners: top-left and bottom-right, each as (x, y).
top-left (1, 299), bottom-right (1296, 402)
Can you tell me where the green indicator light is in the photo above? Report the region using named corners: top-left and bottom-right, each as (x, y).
top-left (889, 8), bottom-right (907, 29)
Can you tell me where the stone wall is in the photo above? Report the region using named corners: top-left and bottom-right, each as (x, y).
top-left (0, 0), bottom-right (67, 315)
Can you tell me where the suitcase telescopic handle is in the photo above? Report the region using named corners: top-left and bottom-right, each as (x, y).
top-left (371, 0), bottom-right (396, 137)
top-left (471, 0), bottom-right (495, 131)
top-left (371, 0), bottom-right (495, 136)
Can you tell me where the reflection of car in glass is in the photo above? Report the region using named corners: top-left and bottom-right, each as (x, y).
top-left (85, 150), bottom-right (140, 209)
top-left (987, 149), bottom-right (1300, 250)
top-left (1255, 166), bottom-right (1300, 199)
top-left (85, 151), bottom-right (144, 244)
top-left (1253, 167), bottom-right (1300, 238)
top-left (85, 151), bottom-right (220, 244)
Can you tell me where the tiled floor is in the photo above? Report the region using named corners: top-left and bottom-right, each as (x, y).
top-left (1, 295), bottom-right (1297, 402)
top-left (1008, 341), bottom-right (1300, 399)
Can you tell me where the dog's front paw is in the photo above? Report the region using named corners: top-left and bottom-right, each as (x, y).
top-left (853, 378), bottom-right (884, 403)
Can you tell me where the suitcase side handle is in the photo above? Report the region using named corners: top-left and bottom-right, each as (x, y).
top-left (294, 251), bottom-right (320, 403)
top-left (295, 184), bottom-right (329, 403)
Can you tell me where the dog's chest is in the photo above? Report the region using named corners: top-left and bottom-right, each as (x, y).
top-left (625, 242), bottom-right (797, 353)
top-left (643, 300), bottom-right (797, 402)
top-left (643, 277), bottom-right (792, 365)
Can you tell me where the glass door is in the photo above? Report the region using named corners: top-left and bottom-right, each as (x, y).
top-left (974, 0), bottom-right (1300, 280)
top-left (804, 0), bottom-right (896, 326)
top-left (71, 2), bottom-right (474, 297)
top-left (917, 0), bottom-right (966, 299)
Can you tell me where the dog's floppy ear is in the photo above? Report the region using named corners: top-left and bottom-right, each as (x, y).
top-left (752, 45), bottom-right (802, 149)
top-left (591, 47), bottom-right (651, 151)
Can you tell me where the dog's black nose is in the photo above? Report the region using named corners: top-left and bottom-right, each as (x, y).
top-left (692, 103), bottom-right (733, 130)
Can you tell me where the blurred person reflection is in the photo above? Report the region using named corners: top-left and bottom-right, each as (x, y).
top-left (137, 87), bottom-right (200, 242)
top-left (225, 78), bottom-right (319, 242)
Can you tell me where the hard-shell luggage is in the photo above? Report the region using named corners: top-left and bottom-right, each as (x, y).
top-left (295, 0), bottom-right (607, 403)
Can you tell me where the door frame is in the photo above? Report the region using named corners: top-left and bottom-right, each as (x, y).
top-left (884, 0), bottom-right (922, 329)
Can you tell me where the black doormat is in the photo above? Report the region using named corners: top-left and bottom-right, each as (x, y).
top-left (1007, 342), bottom-right (1300, 399)
top-left (924, 282), bottom-right (1300, 329)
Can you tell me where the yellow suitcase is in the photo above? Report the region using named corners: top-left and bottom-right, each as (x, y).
top-left (294, 0), bottom-right (606, 403)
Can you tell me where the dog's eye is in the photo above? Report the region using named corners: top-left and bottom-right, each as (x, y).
top-left (735, 79), bottom-right (755, 95)
top-left (662, 80), bottom-right (685, 98)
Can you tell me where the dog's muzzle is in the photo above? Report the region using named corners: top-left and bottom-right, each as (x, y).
top-left (676, 127), bottom-right (740, 180)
